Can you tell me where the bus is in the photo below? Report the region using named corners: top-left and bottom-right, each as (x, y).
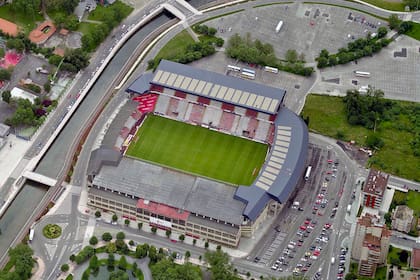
top-left (29, 228), bottom-right (34, 242)
top-left (240, 72), bottom-right (255, 80)
top-left (264, 66), bottom-right (279, 74)
top-left (354, 71), bottom-right (371, 78)
top-left (242, 68), bottom-right (256, 75)
top-left (275, 20), bottom-right (284, 33)
top-left (227, 65), bottom-right (241, 72)
top-left (304, 166), bottom-right (312, 181)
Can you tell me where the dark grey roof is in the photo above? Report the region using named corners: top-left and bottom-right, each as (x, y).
top-left (91, 157), bottom-right (245, 225)
top-left (235, 107), bottom-right (308, 220)
top-left (87, 147), bottom-right (122, 176)
top-left (128, 60), bottom-right (285, 114)
top-left (127, 72), bottom-right (154, 94)
top-left (0, 123), bottom-right (10, 138)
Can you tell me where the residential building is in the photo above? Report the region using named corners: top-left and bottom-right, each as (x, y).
top-left (352, 213), bottom-right (391, 277)
top-left (362, 169), bottom-right (389, 209)
top-left (392, 205), bottom-right (414, 233)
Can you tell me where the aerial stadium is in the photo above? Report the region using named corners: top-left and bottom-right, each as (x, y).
top-left (86, 60), bottom-right (308, 247)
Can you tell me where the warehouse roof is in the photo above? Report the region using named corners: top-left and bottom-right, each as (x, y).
top-left (127, 60), bottom-right (285, 114)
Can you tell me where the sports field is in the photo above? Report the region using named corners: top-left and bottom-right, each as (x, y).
top-left (126, 115), bottom-right (268, 185)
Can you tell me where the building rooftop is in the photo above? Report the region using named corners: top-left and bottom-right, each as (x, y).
top-left (29, 21), bottom-right (56, 44)
top-left (0, 18), bottom-right (18, 37)
top-left (235, 107), bottom-right (308, 220)
top-left (412, 248), bottom-right (420, 269)
top-left (363, 169), bottom-right (389, 197)
top-left (363, 233), bottom-right (381, 247)
top-left (91, 157), bottom-right (245, 225)
top-left (393, 205), bottom-right (414, 220)
top-left (137, 199), bottom-right (190, 221)
top-left (128, 60), bottom-right (285, 115)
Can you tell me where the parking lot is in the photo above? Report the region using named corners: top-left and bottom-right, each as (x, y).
top-left (190, 52), bottom-right (315, 113)
top-left (203, 3), bottom-right (384, 61)
top-left (248, 143), bottom-right (350, 278)
top-left (313, 35), bottom-right (420, 102)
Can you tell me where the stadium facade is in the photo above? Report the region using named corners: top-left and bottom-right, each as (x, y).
top-left (87, 60), bottom-right (308, 247)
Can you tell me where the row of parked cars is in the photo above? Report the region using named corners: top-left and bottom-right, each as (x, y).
top-left (335, 247), bottom-right (348, 279)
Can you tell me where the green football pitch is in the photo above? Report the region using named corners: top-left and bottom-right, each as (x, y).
top-left (125, 115), bottom-right (268, 185)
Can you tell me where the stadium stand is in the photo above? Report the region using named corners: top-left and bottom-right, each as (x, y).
top-left (87, 60), bottom-right (308, 247)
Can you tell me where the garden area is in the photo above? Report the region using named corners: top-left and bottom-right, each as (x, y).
top-left (43, 224), bottom-right (62, 239)
top-left (301, 93), bottom-right (420, 181)
top-left (387, 246), bottom-right (410, 268)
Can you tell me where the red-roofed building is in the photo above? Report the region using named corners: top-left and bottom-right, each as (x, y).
top-left (412, 248), bottom-right (420, 270)
top-left (0, 18), bottom-right (18, 37)
top-left (352, 213), bottom-right (391, 277)
top-left (29, 21), bottom-right (56, 45)
top-left (362, 169), bottom-right (389, 209)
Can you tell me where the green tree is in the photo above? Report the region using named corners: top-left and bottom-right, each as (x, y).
top-left (166, 229), bottom-right (171, 238)
top-left (151, 227), bottom-right (157, 234)
top-left (107, 242), bottom-right (117, 254)
top-left (377, 26), bottom-right (388, 38)
top-left (317, 56), bottom-right (328, 68)
top-left (89, 236), bottom-right (98, 246)
top-left (89, 255), bottom-right (99, 273)
top-left (0, 69), bottom-right (11, 80)
top-left (124, 219), bottom-right (130, 226)
top-left (205, 250), bottom-right (239, 280)
top-left (185, 250), bottom-right (191, 259)
top-left (7, 244), bottom-right (35, 280)
top-left (95, 211), bottom-right (101, 218)
top-left (118, 255), bottom-right (127, 270)
top-left (43, 82), bottom-right (51, 93)
top-left (60, 263), bottom-right (69, 272)
top-left (69, 254), bottom-right (76, 262)
top-left (108, 253), bottom-right (115, 267)
top-left (384, 212), bottom-right (392, 226)
top-left (102, 232), bottom-right (112, 242)
top-left (205, 241), bottom-right (209, 249)
top-left (179, 234), bottom-right (185, 242)
top-left (389, 15), bottom-right (401, 29)
top-left (137, 222), bottom-right (143, 230)
top-left (2, 90), bottom-right (11, 103)
top-left (399, 250), bottom-right (409, 263)
top-left (365, 133), bottom-right (384, 149)
top-left (112, 214), bottom-right (118, 223)
top-left (193, 239), bottom-right (197, 246)
top-left (345, 272), bottom-right (357, 280)
top-left (116, 231), bottom-right (125, 240)
top-left (285, 49), bottom-right (298, 63)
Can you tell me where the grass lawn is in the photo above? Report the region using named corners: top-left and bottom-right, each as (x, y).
top-left (388, 246), bottom-right (410, 267)
top-left (0, 4), bottom-right (43, 33)
top-left (302, 94), bottom-right (420, 181)
top-left (126, 115), bottom-right (268, 185)
top-left (88, 0), bottom-right (133, 22)
top-left (349, 0), bottom-right (405, 11)
top-left (77, 22), bottom-right (100, 36)
top-left (406, 21), bottom-right (420, 41)
top-left (393, 190), bottom-right (420, 216)
top-left (155, 30), bottom-right (195, 61)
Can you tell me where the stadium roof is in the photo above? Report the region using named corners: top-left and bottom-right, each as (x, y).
top-left (91, 157), bottom-right (245, 225)
top-left (235, 107), bottom-right (308, 220)
top-left (127, 60), bottom-right (285, 115)
top-left (87, 147), bottom-right (122, 176)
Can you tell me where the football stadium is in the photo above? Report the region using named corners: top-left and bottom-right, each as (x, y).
top-left (87, 60), bottom-right (308, 247)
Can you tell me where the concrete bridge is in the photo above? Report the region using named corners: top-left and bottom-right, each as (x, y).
top-left (23, 171), bottom-right (57, 188)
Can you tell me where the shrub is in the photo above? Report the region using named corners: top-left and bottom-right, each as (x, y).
top-left (61, 263), bottom-right (69, 272)
top-left (89, 236), bottom-right (98, 246)
top-left (43, 224), bottom-right (62, 239)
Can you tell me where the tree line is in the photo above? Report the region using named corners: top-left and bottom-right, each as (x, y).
top-left (225, 33), bottom-right (313, 76)
top-left (316, 27), bottom-right (391, 68)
